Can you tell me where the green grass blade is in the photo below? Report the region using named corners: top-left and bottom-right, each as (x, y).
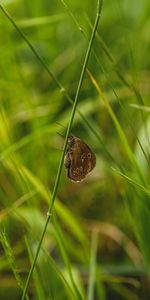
top-left (87, 232), bottom-right (98, 300)
top-left (20, 1), bottom-right (103, 298)
top-left (87, 70), bottom-right (147, 185)
top-left (112, 168), bottom-right (150, 196)
top-left (0, 2), bottom-right (109, 167)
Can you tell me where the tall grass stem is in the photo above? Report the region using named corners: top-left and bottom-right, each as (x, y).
top-left (20, 1), bottom-right (103, 299)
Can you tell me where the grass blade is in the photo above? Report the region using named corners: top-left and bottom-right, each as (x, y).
top-left (20, 1), bottom-right (103, 298)
top-left (87, 232), bottom-right (98, 300)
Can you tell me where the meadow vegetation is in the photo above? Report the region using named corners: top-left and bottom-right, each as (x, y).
top-left (0, 0), bottom-right (150, 299)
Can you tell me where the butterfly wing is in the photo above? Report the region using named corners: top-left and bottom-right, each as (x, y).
top-left (67, 138), bottom-right (96, 182)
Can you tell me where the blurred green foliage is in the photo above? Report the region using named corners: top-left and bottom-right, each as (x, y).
top-left (0, 0), bottom-right (150, 299)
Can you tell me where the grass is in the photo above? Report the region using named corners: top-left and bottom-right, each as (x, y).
top-left (0, 0), bottom-right (150, 299)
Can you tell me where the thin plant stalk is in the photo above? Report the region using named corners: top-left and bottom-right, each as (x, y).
top-left (20, 1), bottom-right (103, 299)
top-left (0, 3), bottom-right (107, 166)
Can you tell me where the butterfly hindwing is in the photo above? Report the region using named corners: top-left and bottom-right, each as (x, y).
top-left (64, 135), bottom-right (96, 182)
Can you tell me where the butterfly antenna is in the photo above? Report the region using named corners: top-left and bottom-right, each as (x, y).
top-left (56, 131), bottom-right (65, 139)
top-left (55, 121), bottom-right (66, 130)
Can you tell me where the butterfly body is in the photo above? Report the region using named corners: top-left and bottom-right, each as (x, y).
top-left (64, 134), bottom-right (96, 182)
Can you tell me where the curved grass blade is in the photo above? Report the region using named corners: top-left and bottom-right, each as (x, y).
top-left (19, 2), bottom-right (104, 298)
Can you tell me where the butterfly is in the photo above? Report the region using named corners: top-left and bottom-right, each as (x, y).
top-left (64, 134), bottom-right (96, 182)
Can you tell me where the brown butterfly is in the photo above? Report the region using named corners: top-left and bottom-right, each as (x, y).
top-left (64, 134), bottom-right (96, 182)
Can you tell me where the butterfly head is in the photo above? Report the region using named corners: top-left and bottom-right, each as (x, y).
top-left (68, 134), bottom-right (76, 146)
